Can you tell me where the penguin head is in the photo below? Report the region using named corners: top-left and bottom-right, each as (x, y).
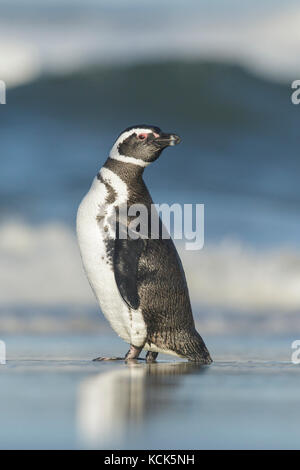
top-left (109, 125), bottom-right (181, 167)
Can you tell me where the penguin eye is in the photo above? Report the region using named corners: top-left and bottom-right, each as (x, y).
top-left (137, 133), bottom-right (148, 140)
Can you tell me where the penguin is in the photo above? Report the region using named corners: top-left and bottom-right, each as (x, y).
top-left (76, 125), bottom-right (212, 364)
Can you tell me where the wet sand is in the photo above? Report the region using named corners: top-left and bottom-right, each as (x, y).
top-left (0, 334), bottom-right (299, 449)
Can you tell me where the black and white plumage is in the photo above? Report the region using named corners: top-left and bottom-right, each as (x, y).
top-left (76, 125), bottom-right (212, 363)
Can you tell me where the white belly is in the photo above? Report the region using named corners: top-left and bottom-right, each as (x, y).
top-left (76, 171), bottom-right (147, 347)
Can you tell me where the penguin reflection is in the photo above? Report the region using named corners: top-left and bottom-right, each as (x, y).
top-left (77, 362), bottom-right (207, 448)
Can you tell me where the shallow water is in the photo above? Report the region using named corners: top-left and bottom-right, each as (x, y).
top-left (0, 334), bottom-right (299, 449)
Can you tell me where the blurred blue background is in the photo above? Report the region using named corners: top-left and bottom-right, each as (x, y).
top-left (1, 0), bottom-right (300, 336)
top-left (2, 0), bottom-right (300, 452)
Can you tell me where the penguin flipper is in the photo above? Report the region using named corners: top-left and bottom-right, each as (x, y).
top-left (113, 235), bottom-right (147, 310)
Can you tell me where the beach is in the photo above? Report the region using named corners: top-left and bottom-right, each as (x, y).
top-left (0, 333), bottom-right (299, 450)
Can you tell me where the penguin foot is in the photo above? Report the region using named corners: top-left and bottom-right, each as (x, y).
top-left (146, 351), bottom-right (158, 363)
top-left (93, 356), bottom-right (124, 361)
top-left (92, 356), bottom-right (146, 362)
top-left (93, 345), bottom-right (145, 362)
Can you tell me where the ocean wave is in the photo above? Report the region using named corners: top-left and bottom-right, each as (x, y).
top-left (1, 2), bottom-right (299, 87)
top-left (180, 240), bottom-right (300, 313)
top-left (1, 220), bottom-right (300, 315)
top-left (0, 219), bottom-right (93, 306)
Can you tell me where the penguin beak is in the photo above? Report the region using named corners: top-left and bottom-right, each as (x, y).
top-left (154, 133), bottom-right (181, 148)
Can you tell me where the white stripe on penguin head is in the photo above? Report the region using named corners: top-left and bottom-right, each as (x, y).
top-left (109, 128), bottom-right (155, 167)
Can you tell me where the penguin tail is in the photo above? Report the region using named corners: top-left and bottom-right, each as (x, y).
top-left (180, 330), bottom-right (213, 364)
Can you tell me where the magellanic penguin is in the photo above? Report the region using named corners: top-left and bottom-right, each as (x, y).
top-left (76, 125), bottom-right (212, 364)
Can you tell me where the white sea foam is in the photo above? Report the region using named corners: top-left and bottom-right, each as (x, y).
top-left (0, 219), bottom-right (93, 306)
top-left (1, 1), bottom-right (300, 87)
top-left (1, 219), bottom-right (300, 315)
top-left (180, 241), bottom-right (300, 313)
